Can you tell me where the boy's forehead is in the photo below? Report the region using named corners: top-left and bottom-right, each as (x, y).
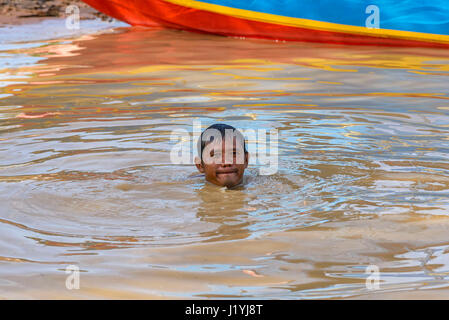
top-left (206, 135), bottom-right (245, 148)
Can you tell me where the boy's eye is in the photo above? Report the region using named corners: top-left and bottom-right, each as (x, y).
top-left (210, 150), bottom-right (243, 159)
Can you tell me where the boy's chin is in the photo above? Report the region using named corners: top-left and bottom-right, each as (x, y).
top-left (217, 176), bottom-right (242, 189)
top-left (207, 175), bottom-right (242, 188)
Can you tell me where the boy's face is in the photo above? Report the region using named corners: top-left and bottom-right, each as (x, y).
top-left (195, 137), bottom-right (248, 188)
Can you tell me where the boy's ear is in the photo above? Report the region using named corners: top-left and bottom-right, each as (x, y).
top-left (195, 156), bottom-right (205, 173)
top-left (244, 152), bottom-right (249, 168)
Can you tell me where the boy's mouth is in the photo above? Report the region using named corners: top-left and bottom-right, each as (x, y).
top-left (216, 168), bottom-right (238, 175)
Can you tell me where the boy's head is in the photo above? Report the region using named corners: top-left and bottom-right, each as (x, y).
top-left (195, 123), bottom-right (249, 188)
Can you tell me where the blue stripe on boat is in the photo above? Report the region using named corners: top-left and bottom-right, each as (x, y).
top-left (194, 0), bottom-right (449, 35)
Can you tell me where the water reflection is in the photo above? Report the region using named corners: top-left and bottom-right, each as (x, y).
top-left (196, 183), bottom-right (252, 241)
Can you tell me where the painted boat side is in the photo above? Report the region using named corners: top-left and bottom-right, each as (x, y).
top-left (82, 0), bottom-right (449, 47)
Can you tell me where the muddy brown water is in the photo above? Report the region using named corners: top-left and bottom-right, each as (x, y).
top-left (1, 21), bottom-right (449, 299)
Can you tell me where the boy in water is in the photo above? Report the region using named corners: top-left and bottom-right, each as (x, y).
top-left (195, 124), bottom-right (249, 189)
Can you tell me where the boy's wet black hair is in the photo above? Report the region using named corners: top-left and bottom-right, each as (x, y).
top-left (198, 123), bottom-right (248, 161)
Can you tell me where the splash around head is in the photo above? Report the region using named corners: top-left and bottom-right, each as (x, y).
top-left (195, 124), bottom-right (249, 189)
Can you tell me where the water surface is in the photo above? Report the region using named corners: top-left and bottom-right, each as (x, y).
top-left (1, 20), bottom-right (449, 299)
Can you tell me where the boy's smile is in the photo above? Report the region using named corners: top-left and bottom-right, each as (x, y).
top-left (216, 168), bottom-right (238, 175)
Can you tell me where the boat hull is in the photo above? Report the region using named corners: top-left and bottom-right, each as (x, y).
top-left (82, 0), bottom-right (449, 47)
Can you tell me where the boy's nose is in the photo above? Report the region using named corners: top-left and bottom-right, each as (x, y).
top-left (221, 155), bottom-right (234, 166)
top-left (221, 151), bottom-right (233, 165)
top-left (220, 154), bottom-right (232, 166)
